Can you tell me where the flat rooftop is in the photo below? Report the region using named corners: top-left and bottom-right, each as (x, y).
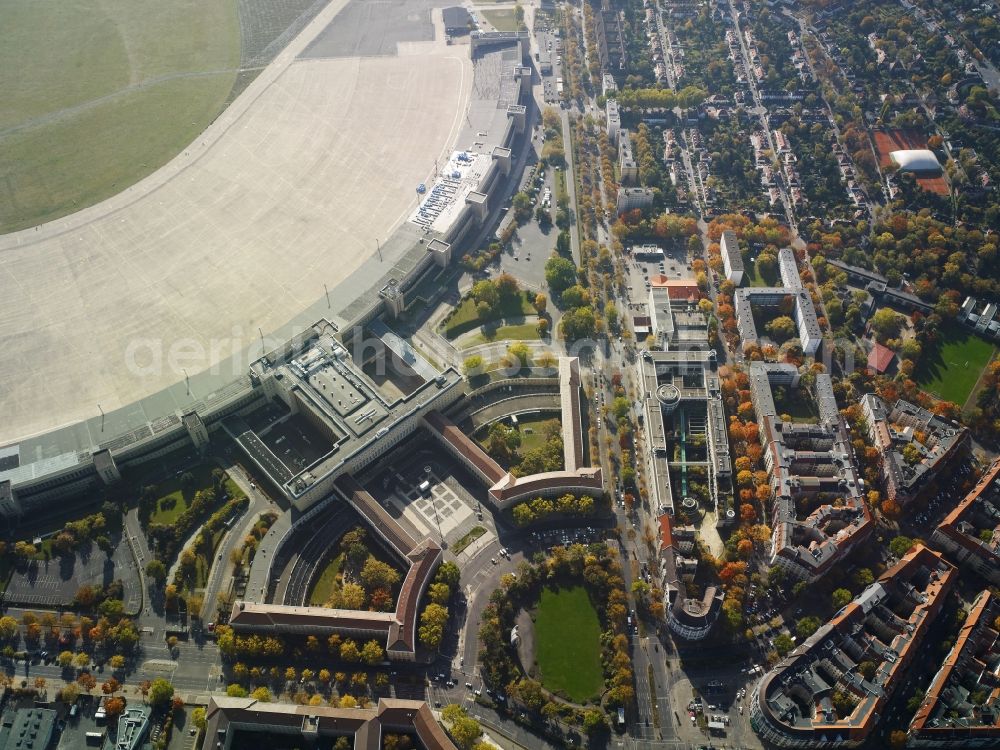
top-left (244, 320), bottom-right (460, 499)
top-left (411, 151), bottom-right (494, 234)
top-left (408, 43), bottom-right (521, 236)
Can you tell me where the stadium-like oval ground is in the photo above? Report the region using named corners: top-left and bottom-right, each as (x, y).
top-left (0, 0), bottom-right (471, 443)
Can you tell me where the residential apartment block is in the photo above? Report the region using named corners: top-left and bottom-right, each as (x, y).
top-left (860, 394), bottom-right (968, 505)
top-left (749, 363), bottom-right (872, 582)
top-left (931, 458), bottom-right (1000, 585)
top-left (750, 545), bottom-right (957, 748)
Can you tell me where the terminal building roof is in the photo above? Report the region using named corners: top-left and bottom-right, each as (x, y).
top-left (1, 37), bottom-right (527, 493)
top-left (242, 320), bottom-right (460, 500)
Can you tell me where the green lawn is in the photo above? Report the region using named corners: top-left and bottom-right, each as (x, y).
top-left (517, 415), bottom-right (561, 453)
top-left (308, 553), bottom-right (344, 606)
top-left (554, 168), bottom-right (569, 206)
top-left (742, 258), bottom-right (777, 288)
top-left (475, 414), bottom-right (561, 467)
top-left (452, 526), bottom-right (487, 555)
top-left (468, 322), bottom-right (542, 345)
top-left (193, 528), bottom-right (226, 590)
top-left (443, 292), bottom-right (536, 339)
top-left (149, 462), bottom-right (242, 526)
top-left (916, 323), bottom-right (996, 406)
top-left (772, 388), bottom-right (818, 424)
top-left (481, 9), bottom-right (521, 31)
top-left (0, 0), bottom-right (240, 232)
top-left (534, 586), bottom-right (603, 703)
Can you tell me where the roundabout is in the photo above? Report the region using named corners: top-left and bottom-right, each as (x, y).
top-left (475, 540), bottom-right (641, 737)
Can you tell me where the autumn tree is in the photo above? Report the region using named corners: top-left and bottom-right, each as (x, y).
top-left (361, 640), bottom-right (384, 665)
top-left (148, 679), bottom-right (175, 708)
top-left (104, 697), bottom-right (126, 719)
top-left (418, 603), bottom-right (449, 649)
top-left (192, 707), bottom-right (207, 731)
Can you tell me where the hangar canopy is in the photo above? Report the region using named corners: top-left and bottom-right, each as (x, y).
top-left (890, 149), bottom-right (942, 173)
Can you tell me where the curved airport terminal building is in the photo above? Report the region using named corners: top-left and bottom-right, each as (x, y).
top-left (0, 25), bottom-right (536, 524)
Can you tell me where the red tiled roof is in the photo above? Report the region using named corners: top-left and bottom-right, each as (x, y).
top-left (231, 475), bottom-right (442, 659)
top-left (205, 697), bottom-right (458, 750)
top-left (658, 513), bottom-right (673, 550)
top-left (909, 590), bottom-right (998, 737)
top-left (337, 474), bottom-right (416, 557)
top-left (389, 539), bottom-right (443, 654)
top-left (867, 342), bottom-right (896, 373)
top-left (939, 459), bottom-right (1000, 532)
top-left (423, 410), bottom-right (507, 484)
top-left (650, 277), bottom-right (700, 299)
top-left (488, 468), bottom-right (603, 504)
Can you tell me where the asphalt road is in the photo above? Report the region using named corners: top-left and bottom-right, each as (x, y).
top-left (279, 507), bottom-right (351, 606)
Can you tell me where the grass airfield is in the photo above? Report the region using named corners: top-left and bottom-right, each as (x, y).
top-left (0, 0), bottom-right (471, 444)
top-left (0, 0), bottom-right (241, 232)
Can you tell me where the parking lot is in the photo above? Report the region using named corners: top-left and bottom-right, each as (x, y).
top-left (526, 526), bottom-right (610, 550)
top-left (4, 539), bottom-right (140, 611)
top-left (908, 459), bottom-right (974, 531)
top-left (535, 30), bottom-right (562, 105)
top-left (499, 155), bottom-right (569, 292)
top-left (623, 241), bottom-right (694, 301)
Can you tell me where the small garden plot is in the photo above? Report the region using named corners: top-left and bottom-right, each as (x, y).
top-left (307, 527), bottom-right (404, 612)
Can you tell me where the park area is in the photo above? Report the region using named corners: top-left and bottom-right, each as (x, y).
top-left (441, 290), bottom-right (537, 339)
top-left (772, 385), bottom-right (818, 423)
top-left (476, 414), bottom-right (564, 475)
top-left (533, 586), bottom-right (603, 703)
top-left (0, 0), bottom-right (241, 232)
top-left (305, 527), bottom-right (404, 611)
top-left (481, 9), bottom-right (521, 31)
top-left (146, 462), bottom-right (242, 526)
top-left (515, 414), bottom-right (562, 454)
top-left (464, 322), bottom-right (542, 346)
top-left (452, 525), bottom-right (487, 555)
top-left (742, 256), bottom-right (778, 287)
top-left (915, 323), bottom-right (996, 406)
